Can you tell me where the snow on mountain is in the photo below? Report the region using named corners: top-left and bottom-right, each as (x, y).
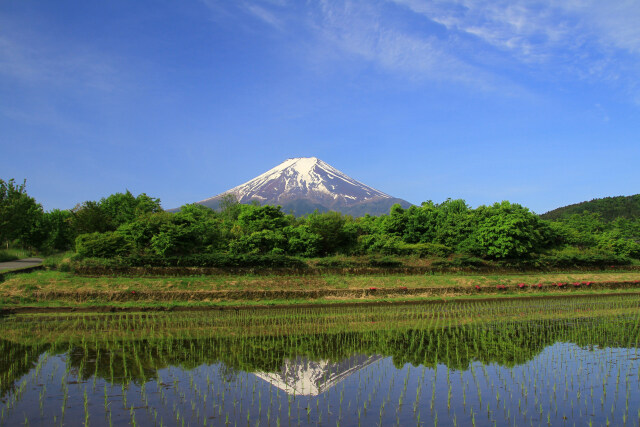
top-left (195, 157), bottom-right (412, 216)
top-left (254, 354), bottom-right (384, 396)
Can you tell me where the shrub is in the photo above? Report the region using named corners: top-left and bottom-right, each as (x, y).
top-left (75, 232), bottom-right (132, 258)
top-left (84, 253), bottom-right (308, 269)
top-left (539, 247), bottom-right (631, 268)
top-left (367, 256), bottom-right (404, 268)
top-left (315, 257), bottom-right (359, 268)
top-left (449, 255), bottom-right (487, 268)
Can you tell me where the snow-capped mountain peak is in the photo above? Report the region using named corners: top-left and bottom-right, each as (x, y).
top-left (201, 157), bottom-right (390, 204)
top-left (196, 157), bottom-right (411, 216)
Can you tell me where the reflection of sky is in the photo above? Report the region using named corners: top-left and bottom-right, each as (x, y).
top-left (253, 354), bottom-right (385, 396)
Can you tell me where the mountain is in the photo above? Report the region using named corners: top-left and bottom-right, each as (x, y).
top-left (541, 194), bottom-right (640, 222)
top-left (195, 157), bottom-right (412, 216)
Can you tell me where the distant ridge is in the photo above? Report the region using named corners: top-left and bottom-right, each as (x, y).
top-left (193, 157), bottom-right (412, 216)
top-left (541, 194), bottom-right (640, 222)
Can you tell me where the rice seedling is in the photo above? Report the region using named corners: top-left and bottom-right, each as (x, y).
top-left (0, 294), bottom-right (639, 425)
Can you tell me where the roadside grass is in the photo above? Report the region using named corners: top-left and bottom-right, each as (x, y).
top-left (0, 248), bottom-right (32, 262)
top-left (41, 251), bottom-right (75, 269)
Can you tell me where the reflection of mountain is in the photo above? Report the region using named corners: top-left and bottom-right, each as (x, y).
top-left (254, 354), bottom-right (383, 396)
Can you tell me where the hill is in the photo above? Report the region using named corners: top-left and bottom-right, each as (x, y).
top-left (541, 194), bottom-right (640, 222)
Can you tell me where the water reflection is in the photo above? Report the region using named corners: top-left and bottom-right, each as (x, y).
top-left (254, 354), bottom-right (384, 396)
top-left (1, 296), bottom-right (639, 425)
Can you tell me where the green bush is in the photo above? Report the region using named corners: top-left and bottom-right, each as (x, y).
top-left (367, 256), bottom-right (404, 268)
top-left (539, 247), bottom-right (631, 268)
top-left (596, 234), bottom-right (640, 259)
top-left (75, 232), bottom-right (132, 258)
top-left (431, 256), bottom-right (488, 270)
top-left (449, 255), bottom-right (487, 268)
top-left (82, 253), bottom-right (308, 269)
top-left (397, 242), bottom-right (453, 258)
top-left (315, 257), bottom-right (359, 268)
top-left (41, 252), bottom-right (75, 270)
top-left (355, 235), bottom-right (453, 258)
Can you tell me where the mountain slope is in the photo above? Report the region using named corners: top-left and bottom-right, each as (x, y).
top-left (541, 194), bottom-right (640, 221)
top-left (196, 157), bottom-right (412, 216)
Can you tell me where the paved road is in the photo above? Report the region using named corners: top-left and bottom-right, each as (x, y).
top-left (0, 257), bottom-right (43, 272)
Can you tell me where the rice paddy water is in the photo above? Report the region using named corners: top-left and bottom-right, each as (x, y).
top-left (1, 294), bottom-right (639, 426)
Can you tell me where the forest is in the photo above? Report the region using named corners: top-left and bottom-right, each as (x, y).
top-left (1, 178), bottom-right (639, 267)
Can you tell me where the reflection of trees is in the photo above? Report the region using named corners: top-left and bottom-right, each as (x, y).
top-left (0, 340), bottom-right (50, 400)
top-left (1, 315), bottom-right (637, 391)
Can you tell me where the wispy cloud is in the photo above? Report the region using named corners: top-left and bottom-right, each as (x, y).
top-left (202, 0), bottom-right (508, 89)
top-left (560, 0), bottom-right (640, 54)
top-left (244, 3), bottom-right (283, 29)
top-left (312, 0), bottom-right (498, 86)
top-left (0, 30), bottom-right (120, 92)
top-left (392, 0), bottom-right (576, 61)
top-left (391, 0), bottom-right (640, 86)
top-left (201, 0), bottom-right (640, 98)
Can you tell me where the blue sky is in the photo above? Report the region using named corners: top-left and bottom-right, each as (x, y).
top-left (1, 0), bottom-right (639, 214)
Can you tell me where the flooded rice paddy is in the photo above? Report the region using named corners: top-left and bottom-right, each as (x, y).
top-left (1, 294), bottom-right (640, 426)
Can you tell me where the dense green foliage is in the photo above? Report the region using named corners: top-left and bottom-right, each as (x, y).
top-left (0, 179), bottom-right (43, 249)
top-left (541, 194), bottom-right (640, 222)
top-left (2, 177), bottom-right (639, 265)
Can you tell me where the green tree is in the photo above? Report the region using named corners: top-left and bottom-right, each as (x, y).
top-left (72, 201), bottom-right (113, 234)
top-left (236, 205), bottom-right (290, 233)
top-left (402, 202), bottom-right (438, 243)
top-left (284, 225), bottom-right (322, 257)
top-left (43, 209), bottom-right (76, 251)
top-left (0, 179), bottom-right (44, 249)
top-left (100, 191), bottom-right (162, 228)
top-left (26, 209), bottom-right (76, 252)
top-left (306, 211), bottom-right (356, 255)
top-left (229, 229), bottom-right (288, 255)
top-left (472, 201), bottom-right (548, 259)
top-left (219, 194), bottom-right (242, 222)
top-left (379, 204), bottom-right (406, 237)
top-left (433, 199), bottom-right (474, 248)
top-left (116, 212), bottom-right (174, 254)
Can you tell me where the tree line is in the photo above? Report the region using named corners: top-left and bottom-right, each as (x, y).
top-left (541, 194), bottom-right (640, 222)
top-left (2, 178), bottom-right (639, 262)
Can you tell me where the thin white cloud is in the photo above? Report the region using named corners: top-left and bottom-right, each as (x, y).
top-left (201, 0), bottom-right (640, 98)
top-left (388, 0), bottom-right (640, 102)
top-left (391, 0), bottom-right (640, 73)
top-left (391, 0), bottom-right (580, 62)
top-left (559, 0), bottom-right (640, 54)
top-left (0, 31), bottom-right (119, 92)
top-left (244, 3), bottom-right (283, 29)
top-left (312, 1), bottom-right (493, 86)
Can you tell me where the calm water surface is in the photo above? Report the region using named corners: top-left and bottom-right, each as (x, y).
top-left (1, 296), bottom-right (639, 426)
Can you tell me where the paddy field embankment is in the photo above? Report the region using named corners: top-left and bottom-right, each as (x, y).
top-left (2, 266), bottom-right (640, 313)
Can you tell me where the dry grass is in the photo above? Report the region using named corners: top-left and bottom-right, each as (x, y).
top-left (1, 270), bottom-right (640, 309)
top-left (2, 270), bottom-right (640, 293)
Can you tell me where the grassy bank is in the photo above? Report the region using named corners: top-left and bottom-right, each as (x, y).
top-left (1, 269), bottom-right (640, 311)
top-left (0, 248), bottom-right (31, 263)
